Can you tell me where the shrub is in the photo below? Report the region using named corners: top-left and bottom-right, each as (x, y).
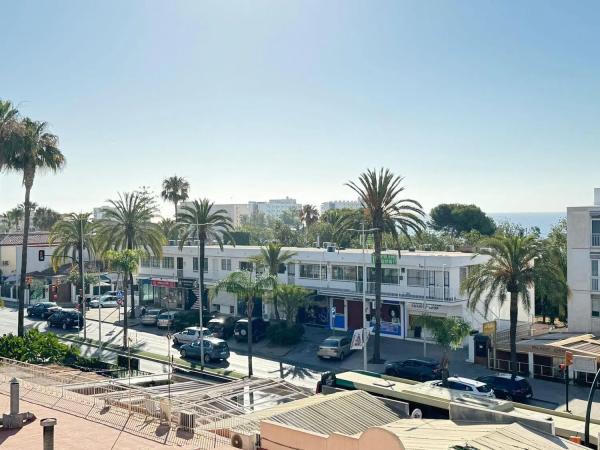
top-left (267, 322), bottom-right (305, 346)
top-left (0, 329), bottom-right (79, 364)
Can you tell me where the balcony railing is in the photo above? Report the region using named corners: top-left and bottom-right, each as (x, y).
top-left (593, 278), bottom-right (599, 292)
top-left (593, 233), bottom-right (600, 247)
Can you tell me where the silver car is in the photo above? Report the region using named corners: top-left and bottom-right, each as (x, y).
top-left (157, 311), bottom-right (176, 329)
top-left (89, 295), bottom-right (120, 308)
top-left (172, 326), bottom-right (211, 345)
top-left (140, 308), bottom-right (166, 326)
top-left (317, 336), bottom-right (352, 360)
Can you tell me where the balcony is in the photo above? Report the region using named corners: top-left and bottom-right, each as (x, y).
top-left (593, 278), bottom-right (599, 292)
top-left (593, 233), bottom-right (600, 247)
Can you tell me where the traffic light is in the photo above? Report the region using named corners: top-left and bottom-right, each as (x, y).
top-left (38, 249), bottom-right (45, 261)
top-left (566, 351), bottom-right (574, 366)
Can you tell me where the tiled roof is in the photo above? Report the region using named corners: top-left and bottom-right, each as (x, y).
top-left (0, 232), bottom-right (51, 246)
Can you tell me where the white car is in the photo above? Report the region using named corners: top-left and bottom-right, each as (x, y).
top-left (424, 376), bottom-right (495, 399)
top-left (172, 326), bottom-right (211, 346)
top-left (89, 295), bottom-right (120, 308)
top-left (157, 311), bottom-right (177, 329)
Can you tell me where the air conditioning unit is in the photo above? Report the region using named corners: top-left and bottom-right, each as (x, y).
top-left (231, 431), bottom-right (260, 450)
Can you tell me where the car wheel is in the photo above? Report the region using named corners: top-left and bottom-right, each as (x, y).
top-left (173, 337), bottom-right (179, 345)
top-left (204, 354), bottom-right (211, 363)
top-left (180, 349), bottom-right (187, 358)
top-left (62, 323), bottom-right (68, 330)
top-left (27, 310), bottom-right (32, 317)
top-left (339, 352), bottom-right (345, 361)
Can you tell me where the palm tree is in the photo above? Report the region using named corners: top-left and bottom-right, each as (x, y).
top-left (250, 243), bottom-right (297, 319)
top-left (0, 116), bottom-right (65, 337)
top-left (49, 213), bottom-right (95, 303)
top-left (5, 207), bottom-right (24, 230)
top-left (461, 232), bottom-right (540, 378)
top-left (347, 168), bottom-right (425, 363)
top-left (273, 284), bottom-right (310, 325)
top-left (95, 191), bottom-right (165, 334)
top-left (158, 218), bottom-right (179, 241)
top-left (177, 199), bottom-right (234, 311)
top-left (161, 175), bottom-right (190, 218)
top-left (213, 271), bottom-right (276, 376)
top-left (33, 206), bottom-right (62, 231)
top-left (299, 204), bottom-right (319, 228)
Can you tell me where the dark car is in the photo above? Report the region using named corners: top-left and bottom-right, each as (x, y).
top-left (47, 309), bottom-right (84, 330)
top-left (476, 374), bottom-right (533, 402)
top-left (27, 302), bottom-right (61, 319)
top-left (384, 358), bottom-right (442, 381)
top-left (207, 315), bottom-right (237, 339)
top-left (180, 337), bottom-right (230, 362)
top-left (233, 318), bottom-right (267, 342)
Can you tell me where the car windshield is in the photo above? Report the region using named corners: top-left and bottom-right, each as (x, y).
top-left (517, 380), bottom-right (530, 389)
top-left (215, 342), bottom-right (228, 350)
top-left (158, 313), bottom-right (170, 319)
top-left (147, 310), bottom-right (161, 315)
top-left (321, 339), bottom-right (339, 347)
top-left (476, 384), bottom-right (492, 393)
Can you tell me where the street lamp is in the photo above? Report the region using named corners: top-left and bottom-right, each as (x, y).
top-left (348, 223), bottom-right (379, 371)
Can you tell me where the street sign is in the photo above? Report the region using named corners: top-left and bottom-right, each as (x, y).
top-left (371, 254), bottom-right (397, 265)
top-left (574, 355), bottom-right (597, 374)
top-left (482, 321), bottom-right (497, 337)
top-left (351, 328), bottom-right (365, 350)
top-left (116, 290), bottom-right (124, 299)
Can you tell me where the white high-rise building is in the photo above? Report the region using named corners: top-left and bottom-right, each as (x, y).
top-left (179, 202), bottom-right (249, 227)
top-left (320, 199), bottom-right (362, 213)
top-left (567, 188), bottom-right (600, 333)
top-left (248, 197), bottom-right (298, 219)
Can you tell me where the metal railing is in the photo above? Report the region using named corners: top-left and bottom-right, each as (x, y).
top-left (488, 357), bottom-right (566, 380)
top-left (593, 278), bottom-right (599, 292)
top-left (592, 233), bottom-right (600, 247)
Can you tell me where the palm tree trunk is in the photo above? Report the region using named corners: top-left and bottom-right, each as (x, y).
top-left (129, 272), bottom-right (136, 318)
top-left (247, 296), bottom-right (253, 377)
top-left (509, 291), bottom-right (519, 379)
top-left (78, 244), bottom-right (86, 339)
top-left (273, 297), bottom-right (280, 321)
top-left (123, 275), bottom-right (129, 348)
top-left (200, 239), bottom-right (206, 314)
top-left (17, 183), bottom-right (33, 337)
top-left (372, 229), bottom-right (383, 363)
top-left (174, 201), bottom-right (178, 219)
top-left (441, 348), bottom-right (450, 385)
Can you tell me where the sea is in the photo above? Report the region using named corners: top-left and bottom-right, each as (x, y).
top-left (489, 212), bottom-right (565, 237)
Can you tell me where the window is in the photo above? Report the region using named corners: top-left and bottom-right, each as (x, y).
top-left (140, 258), bottom-right (150, 268)
top-left (221, 259), bottom-right (231, 271)
top-left (593, 220), bottom-right (600, 246)
top-left (407, 269), bottom-right (426, 287)
top-left (367, 268), bottom-right (399, 284)
top-left (193, 257), bottom-right (209, 272)
top-left (299, 264), bottom-right (327, 279)
top-left (240, 261), bottom-right (253, 272)
top-left (229, 305), bottom-right (235, 314)
top-left (162, 257), bottom-right (174, 269)
top-left (592, 296), bottom-right (600, 318)
top-left (593, 260), bottom-right (599, 292)
top-left (331, 265), bottom-right (358, 281)
top-left (151, 257), bottom-right (160, 268)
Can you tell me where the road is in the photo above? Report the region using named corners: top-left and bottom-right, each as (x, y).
top-left (0, 306), bottom-right (322, 389)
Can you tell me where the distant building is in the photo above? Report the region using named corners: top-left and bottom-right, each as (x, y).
top-left (248, 197), bottom-right (298, 219)
top-left (92, 207), bottom-right (106, 221)
top-left (179, 202), bottom-right (249, 227)
top-left (320, 199), bottom-right (362, 213)
top-left (0, 232), bottom-right (56, 282)
top-left (567, 188), bottom-right (600, 333)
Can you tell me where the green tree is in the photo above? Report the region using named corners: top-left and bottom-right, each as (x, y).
top-left (32, 206), bottom-right (62, 230)
top-left (161, 175), bottom-right (190, 218)
top-left (95, 191), bottom-right (165, 322)
top-left (0, 113), bottom-right (66, 337)
top-left (461, 231), bottom-right (540, 378)
top-left (347, 168), bottom-right (425, 363)
top-left (158, 217), bottom-right (179, 241)
top-left (415, 315), bottom-right (471, 384)
top-left (430, 203), bottom-right (496, 236)
top-left (49, 213), bottom-right (96, 303)
top-left (273, 284), bottom-right (310, 325)
top-left (299, 204), bottom-right (319, 228)
top-left (213, 271), bottom-right (276, 376)
top-left (177, 199), bottom-right (234, 310)
top-left (250, 243), bottom-right (297, 319)
top-left (104, 249), bottom-right (144, 348)
top-left (5, 206), bottom-right (24, 230)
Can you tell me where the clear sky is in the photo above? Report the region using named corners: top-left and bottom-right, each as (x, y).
top-left (1, 0), bottom-right (599, 216)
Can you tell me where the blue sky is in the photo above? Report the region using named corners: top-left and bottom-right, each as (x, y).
top-left (1, 0), bottom-right (599, 216)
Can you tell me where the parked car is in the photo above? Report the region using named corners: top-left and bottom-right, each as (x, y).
top-left (207, 315), bottom-right (237, 339)
top-left (172, 326), bottom-right (212, 346)
top-left (27, 302), bottom-right (61, 319)
top-left (233, 318), bottom-right (268, 342)
top-left (384, 358), bottom-right (441, 381)
top-left (89, 295), bottom-right (120, 308)
top-left (140, 308), bottom-right (167, 326)
top-left (317, 336), bottom-right (352, 360)
top-left (157, 311), bottom-right (177, 329)
top-left (179, 337), bottom-right (230, 362)
top-left (476, 374), bottom-right (533, 401)
top-left (424, 377), bottom-right (495, 399)
top-left (47, 309), bottom-right (84, 330)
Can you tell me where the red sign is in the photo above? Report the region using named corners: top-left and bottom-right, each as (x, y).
top-left (151, 279), bottom-right (177, 288)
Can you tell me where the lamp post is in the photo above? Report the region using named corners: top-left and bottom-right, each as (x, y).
top-left (348, 223), bottom-right (378, 371)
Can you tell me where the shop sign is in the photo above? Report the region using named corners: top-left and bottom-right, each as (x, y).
top-left (482, 321), bottom-right (497, 337)
top-left (372, 254), bottom-right (397, 265)
top-left (573, 355), bottom-right (598, 373)
top-left (151, 278), bottom-right (177, 288)
top-left (408, 302), bottom-right (440, 312)
top-left (178, 278), bottom-right (197, 289)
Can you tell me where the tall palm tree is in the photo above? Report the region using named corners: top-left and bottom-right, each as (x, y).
top-left (158, 217), bottom-right (179, 241)
top-left (213, 271), bottom-right (276, 376)
top-left (250, 243), bottom-right (296, 320)
top-left (161, 175), bottom-right (190, 218)
top-left (461, 232), bottom-right (540, 378)
top-left (33, 206), bottom-right (61, 231)
top-left (347, 168), bottom-right (425, 363)
top-left (6, 207), bottom-right (24, 230)
top-left (95, 191), bottom-right (165, 336)
top-left (177, 199), bottom-right (234, 310)
top-left (49, 213), bottom-right (96, 301)
top-left (0, 116), bottom-right (65, 337)
top-left (299, 204), bottom-right (319, 228)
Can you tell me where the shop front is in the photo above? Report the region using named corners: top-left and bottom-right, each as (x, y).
top-left (150, 278), bottom-right (182, 310)
top-left (405, 301), bottom-right (463, 340)
top-left (297, 295), bottom-right (330, 328)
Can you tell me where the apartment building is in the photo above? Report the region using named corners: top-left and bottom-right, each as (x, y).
top-left (567, 188), bottom-right (600, 333)
top-left (320, 199), bottom-right (362, 212)
top-left (138, 244), bottom-right (531, 340)
top-left (248, 197), bottom-right (298, 219)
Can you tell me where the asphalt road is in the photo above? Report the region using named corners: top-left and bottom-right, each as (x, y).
top-left (0, 306), bottom-right (322, 389)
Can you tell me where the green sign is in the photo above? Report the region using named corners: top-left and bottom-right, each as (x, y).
top-left (372, 254), bottom-right (397, 265)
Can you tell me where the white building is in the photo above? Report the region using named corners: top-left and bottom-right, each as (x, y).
top-left (567, 188), bottom-right (600, 333)
top-left (320, 200), bottom-right (362, 213)
top-left (0, 232), bottom-right (57, 282)
top-left (180, 202), bottom-right (249, 228)
top-left (138, 245), bottom-right (532, 340)
top-left (248, 197), bottom-right (298, 219)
